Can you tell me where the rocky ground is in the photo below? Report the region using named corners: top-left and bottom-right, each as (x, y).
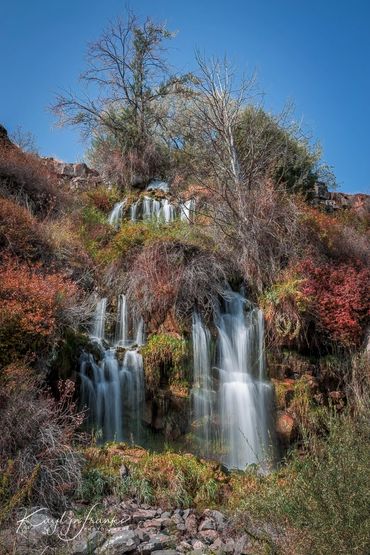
top-left (3, 500), bottom-right (264, 554)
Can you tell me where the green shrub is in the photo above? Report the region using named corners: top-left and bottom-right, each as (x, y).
top-left (141, 333), bottom-right (188, 392)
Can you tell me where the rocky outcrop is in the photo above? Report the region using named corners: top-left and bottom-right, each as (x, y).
top-left (5, 503), bottom-right (271, 554)
top-left (42, 157), bottom-right (101, 190)
top-left (0, 123), bottom-right (14, 148)
top-left (311, 181), bottom-right (370, 217)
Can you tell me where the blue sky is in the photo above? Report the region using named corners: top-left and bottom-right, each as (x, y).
top-left (1, 0), bottom-right (369, 194)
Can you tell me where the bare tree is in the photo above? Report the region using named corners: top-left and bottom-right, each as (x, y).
top-left (52, 11), bottom-right (192, 184)
top-left (181, 55), bottom-right (301, 291)
top-left (10, 125), bottom-right (38, 153)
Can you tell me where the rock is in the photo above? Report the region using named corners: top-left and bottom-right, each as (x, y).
top-left (132, 509), bottom-right (157, 523)
top-left (198, 529), bottom-right (219, 544)
top-left (234, 534), bottom-right (251, 555)
top-left (223, 538), bottom-right (235, 553)
top-left (191, 539), bottom-right (206, 550)
top-left (119, 464), bottom-right (129, 478)
top-left (151, 551), bottom-right (178, 555)
top-left (97, 529), bottom-right (140, 554)
top-left (184, 514), bottom-right (198, 536)
top-left (138, 533), bottom-right (176, 553)
top-left (199, 517), bottom-right (216, 531)
top-left (71, 530), bottom-right (104, 554)
top-left (203, 509), bottom-right (226, 531)
top-left (142, 518), bottom-right (163, 529)
top-left (17, 509), bottom-right (58, 539)
top-left (178, 540), bottom-right (193, 552)
top-left (209, 537), bottom-right (224, 553)
top-left (171, 513), bottom-right (184, 526)
top-left (276, 410), bottom-right (296, 444)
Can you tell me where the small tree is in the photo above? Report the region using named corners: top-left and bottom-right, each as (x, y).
top-left (53, 11), bottom-right (192, 186)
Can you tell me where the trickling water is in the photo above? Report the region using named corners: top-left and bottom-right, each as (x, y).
top-left (191, 291), bottom-right (274, 470)
top-left (80, 297), bottom-right (145, 442)
top-left (191, 313), bottom-right (214, 452)
top-left (108, 201), bottom-right (126, 228)
top-left (91, 298), bottom-right (107, 341)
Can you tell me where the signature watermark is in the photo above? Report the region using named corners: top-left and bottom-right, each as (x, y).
top-left (16, 505), bottom-right (130, 543)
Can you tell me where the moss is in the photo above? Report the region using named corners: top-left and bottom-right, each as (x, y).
top-left (141, 333), bottom-right (188, 393)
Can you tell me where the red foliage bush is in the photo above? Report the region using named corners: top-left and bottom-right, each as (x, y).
top-left (0, 144), bottom-right (64, 215)
top-left (299, 258), bottom-right (370, 348)
top-left (0, 196), bottom-right (51, 260)
top-left (0, 258), bottom-right (78, 366)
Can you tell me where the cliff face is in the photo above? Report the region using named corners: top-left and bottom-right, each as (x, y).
top-left (311, 181), bottom-right (370, 218)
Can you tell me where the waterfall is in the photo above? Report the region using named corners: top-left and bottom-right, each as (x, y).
top-left (191, 313), bottom-right (214, 452)
top-left (80, 296), bottom-right (145, 442)
top-left (180, 199), bottom-right (195, 222)
top-left (108, 201), bottom-right (125, 228)
top-left (91, 298), bottom-right (107, 341)
top-left (191, 291), bottom-right (274, 470)
top-left (217, 292), bottom-right (273, 469)
top-left (147, 180), bottom-right (169, 193)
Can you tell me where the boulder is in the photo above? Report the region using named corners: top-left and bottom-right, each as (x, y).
top-left (97, 529), bottom-right (140, 554)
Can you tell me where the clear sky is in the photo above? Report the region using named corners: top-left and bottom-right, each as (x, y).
top-left (1, 0), bottom-right (369, 194)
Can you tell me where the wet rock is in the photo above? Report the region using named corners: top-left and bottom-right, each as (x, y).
top-left (97, 529), bottom-right (140, 554)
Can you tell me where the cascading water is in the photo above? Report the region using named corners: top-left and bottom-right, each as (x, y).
top-left (180, 199), bottom-right (195, 222)
top-left (191, 291), bottom-right (274, 470)
top-left (191, 313), bottom-right (214, 452)
top-left (108, 200), bottom-right (126, 228)
top-left (79, 297), bottom-right (145, 442)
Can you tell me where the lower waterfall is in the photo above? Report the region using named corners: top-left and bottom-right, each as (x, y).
top-left (81, 290), bottom-right (274, 469)
top-left (191, 291), bottom-right (274, 469)
top-left (80, 297), bottom-right (144, 442)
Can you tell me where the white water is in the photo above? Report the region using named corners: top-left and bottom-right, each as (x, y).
top-left (191, 313), bottom-right (214, 451)
top-left (191, 291), bottom-right (274, 470)
top-left (108, 200), bottom-right (126, 228)
top-left (80, 297), bottom-right (145, 442)
top-left (217, 292), bottom-right (273, 469)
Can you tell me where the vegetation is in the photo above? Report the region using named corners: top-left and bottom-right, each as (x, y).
top-left (0, 9), bottom-right (369, 555)
top-left (141, 333), bottom-right (188, 392)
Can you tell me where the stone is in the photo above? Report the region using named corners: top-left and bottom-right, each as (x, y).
top-left (71, 530), bottom-right (104, 554)
top-left (142, 518), bottom-right (163, 529)
top-left (151, 551), bottom-right (178, 555)
top-left (138, 533), bottom-right (176, 553)
top-left (199, 517), bottom-right (216, 531)
top-left (234, 534), bottom-right (250, 555)
top-left (276, 410), bottom-right (296, 443)
top-left (132, 509), bottom-right (157, 522)
top-left (191, 539), bottom-right (206, 550)
top-left (223, 538), bottom-right (235, 553)
top-left (203, 509), bottom-right (226, 531)
top-left (184, 514), bottom-right (198, 536)
top-left (17, 509), bottom-right (58, 539)
top-left (96, 529), bottom-right (140, 554)
top-left (178, 540), bottom-right (193, 551)
top-left (198, 529), bottom-right (219, 544)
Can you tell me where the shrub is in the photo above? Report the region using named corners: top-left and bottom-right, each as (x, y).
top-left (0, 258), bottom-right (78, 366)
top-left (0, 144), bottom-right (64, 215)
top-left (0, 369), bottom-right (84, 517)
top-left (0, 196), bottom-right (51, 260)
top-left (229, 412), bottom-right (370, 555)
top-left (141, 333), bottom-right (188, 392)
top-left (299, 258), bottom-right (370, 348)
top-left (86, 186), bottom-right (122, 213)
